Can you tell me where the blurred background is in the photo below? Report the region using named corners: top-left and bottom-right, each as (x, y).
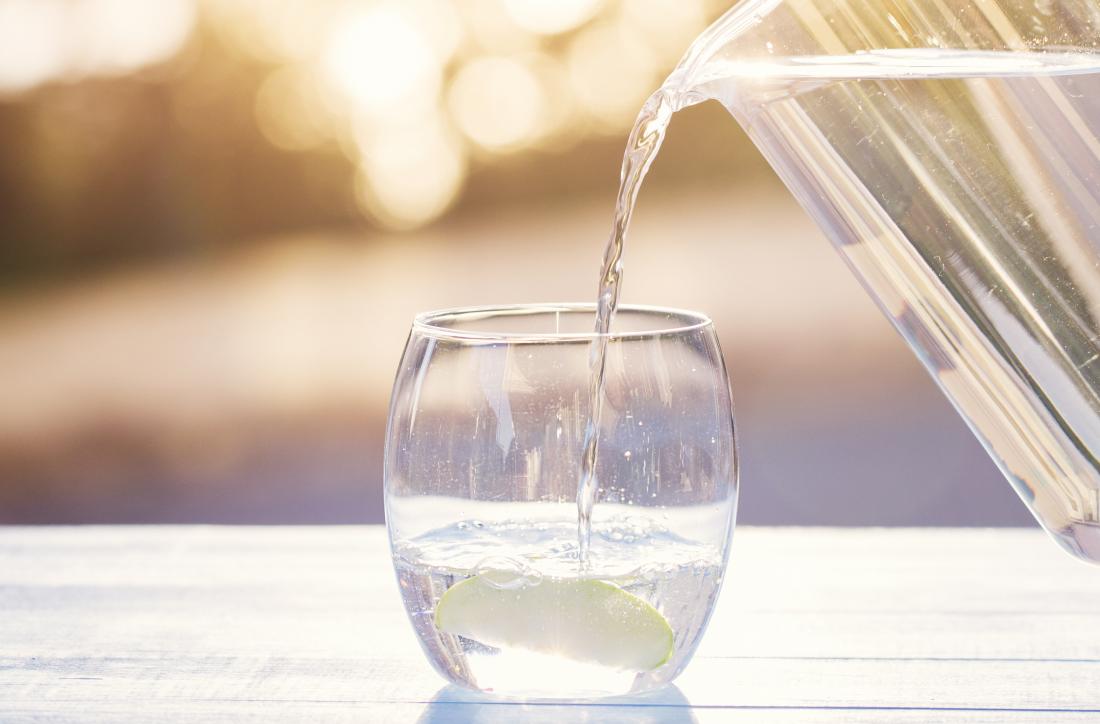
top-left (0, 0), bottom-right (1034, 526)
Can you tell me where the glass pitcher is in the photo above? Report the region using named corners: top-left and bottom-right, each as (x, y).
top-left (661, 0), bottom-right (1100, 563)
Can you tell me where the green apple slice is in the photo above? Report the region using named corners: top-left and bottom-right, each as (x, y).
top-left (434, 575), bottom-right (674, 672)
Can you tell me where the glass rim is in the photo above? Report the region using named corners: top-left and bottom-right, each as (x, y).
top-left (412, 303), bottom-right (713, 342)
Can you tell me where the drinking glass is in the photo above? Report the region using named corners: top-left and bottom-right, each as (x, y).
top-left (385, 304), bottom-right (737, 698)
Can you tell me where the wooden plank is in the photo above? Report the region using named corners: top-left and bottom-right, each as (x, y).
top-left (2, 526), bottom-right (1099, 721)
top-left (1, 699), bottom-right (1098, 721)
top-left (6, 701), bottom-right (1100, 724)
top-left (3, 654), bottom-right (1099, 710)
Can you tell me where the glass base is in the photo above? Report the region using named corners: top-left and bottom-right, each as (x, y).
top-left (1058, 521), bottom-right (1100, 565)
top-left (430, 648), bottom-right (679, 699)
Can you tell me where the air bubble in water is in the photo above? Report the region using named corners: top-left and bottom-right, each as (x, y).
top-left (475, 555), bottom-right (543, 590)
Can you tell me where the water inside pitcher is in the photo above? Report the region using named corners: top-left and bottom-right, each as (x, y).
top-left (662, 0), bottom-right (1100, 562)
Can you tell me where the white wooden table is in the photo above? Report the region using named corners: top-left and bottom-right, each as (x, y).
top-left (3, 526), bottom-right (1100, 722)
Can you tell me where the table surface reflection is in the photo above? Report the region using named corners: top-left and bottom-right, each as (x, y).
top-left (3, 525), bottom-right (1099, 722)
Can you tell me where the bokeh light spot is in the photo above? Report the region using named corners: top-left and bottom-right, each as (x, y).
top-left (355, 119), bottom-right (466, 229)
top-left (323, 4), bottom-right (442, 117)
top-left (522, 53), bottom-right (579, 149)
top-left (0, 0), bottom-right (69, 94)
top-left (206, 0), bottom-right (331, 63)
top-left (448, 56), bottom-right (544, 152)
top-left (72, 0), bottom-right (196, 75)
top-left (567, 21), bottom-right (658, 130)
top-left (465, 0), bottom-right (537, 54)
top-left (503, 0), bottom-right (603, 35)
top-left (620, 0), bottom-right (706, 62)
top-left (254, 67), bottom-right (335, 152)
top-left (0, 0), bottom-right (195, 94)
top-left (402, 0), bottom-right (465, 66)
